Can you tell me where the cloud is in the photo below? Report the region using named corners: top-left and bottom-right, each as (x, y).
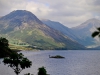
top-left (87, 0), bottom-right (100, 6)
top-left (0, 0), bottom-right (27, 15)
top-left (0, 0), bottom-right (100, 28)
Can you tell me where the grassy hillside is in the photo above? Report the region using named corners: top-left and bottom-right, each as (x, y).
top-left (7, 28), bottom-right (65, 50)
top-left (0, 10), bottom-right (86, 50)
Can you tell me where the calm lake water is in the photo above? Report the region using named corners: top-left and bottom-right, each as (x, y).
top-left (0, 50), bottom-right (100, 75)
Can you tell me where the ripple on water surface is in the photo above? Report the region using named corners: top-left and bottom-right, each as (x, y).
top-left (0, 50), bottom-right (100, 75)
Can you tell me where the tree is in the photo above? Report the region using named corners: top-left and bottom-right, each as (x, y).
top-left (24, 73), bottom-right (34, 75)
top-left (0, 37), bottom-right (9, 47)
top-left (3, 53), bottom-right (32, 75)
top-left (38, 66), bottom-right (48, 75)
top-left (92, 27), bottom-right (100, 38)
top-left (0, 37), bottom-right (12, 58)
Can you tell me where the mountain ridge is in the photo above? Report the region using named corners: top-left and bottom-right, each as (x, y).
top-left (72, 18), bottom-right (100, 46)
top-left (41, 19), bottom-right (78, 40)
top-left (0, 10), bottom-right (86, 50)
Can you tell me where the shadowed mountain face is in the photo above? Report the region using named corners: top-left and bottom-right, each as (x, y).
top-left (0, 10), bottom-right (43, 33)
top-left (0, 10), bottom-right (86, 50)
top-left (72, 18), bottom-right (100, 46)
top-left (0, 10), bottom-right (42, 22)
top-left (41, 19), bottom-right (82, 43)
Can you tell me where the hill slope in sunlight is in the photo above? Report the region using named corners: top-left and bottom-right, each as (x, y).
top-left (0, 10), bottom-right (86, 50)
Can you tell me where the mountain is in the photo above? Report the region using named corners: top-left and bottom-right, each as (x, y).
top-left (0, 10), bottom-right (86, 50)
top-left (72, 18), bottom-right (100, 46)
top-left (41, 19), bottom-right (82, 43)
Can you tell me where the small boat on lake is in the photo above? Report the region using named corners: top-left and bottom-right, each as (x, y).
top-left (49, 55), bottom-right (65, 59)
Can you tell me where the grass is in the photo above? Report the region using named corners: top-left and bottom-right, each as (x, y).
top-left (9, 44), bottom-right (37, 50)
top-left (1, 28), bottom-right (67, 50)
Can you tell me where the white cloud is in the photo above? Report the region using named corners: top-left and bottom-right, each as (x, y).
top-left (0, 0), bottom-right (100, 28)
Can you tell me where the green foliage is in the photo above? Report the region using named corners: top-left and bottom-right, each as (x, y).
top-left (0, 37), bottom-right (13, 58)
top-left (24, 67), bottom-right (49, 75)
top-left (49, 55), bottom-right (65, 58)
top-left (0, 37), bottom-right (9, 47)
top-left (9, 44), bottom-right (34, 50)
top-left (0, 27), bottom-right (85, 50)
top-left (24, 73), bottom-right (34, 75)
top-left (92, 31), bottom-right (99, 38)
top-left (8, 29), bottom-right (65, 50)
top-left (38, 66), bottom-right (48, 75)
top-left (24, 73), bottom-right (30, 75)
top-left (3, 53), bottom-right (32, 75)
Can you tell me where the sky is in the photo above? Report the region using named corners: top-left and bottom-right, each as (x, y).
top-left (0, 0), bottom-right (100, 28)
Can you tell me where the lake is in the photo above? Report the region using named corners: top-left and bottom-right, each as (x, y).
top-left (0, 50), bottom-right (100, 75)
